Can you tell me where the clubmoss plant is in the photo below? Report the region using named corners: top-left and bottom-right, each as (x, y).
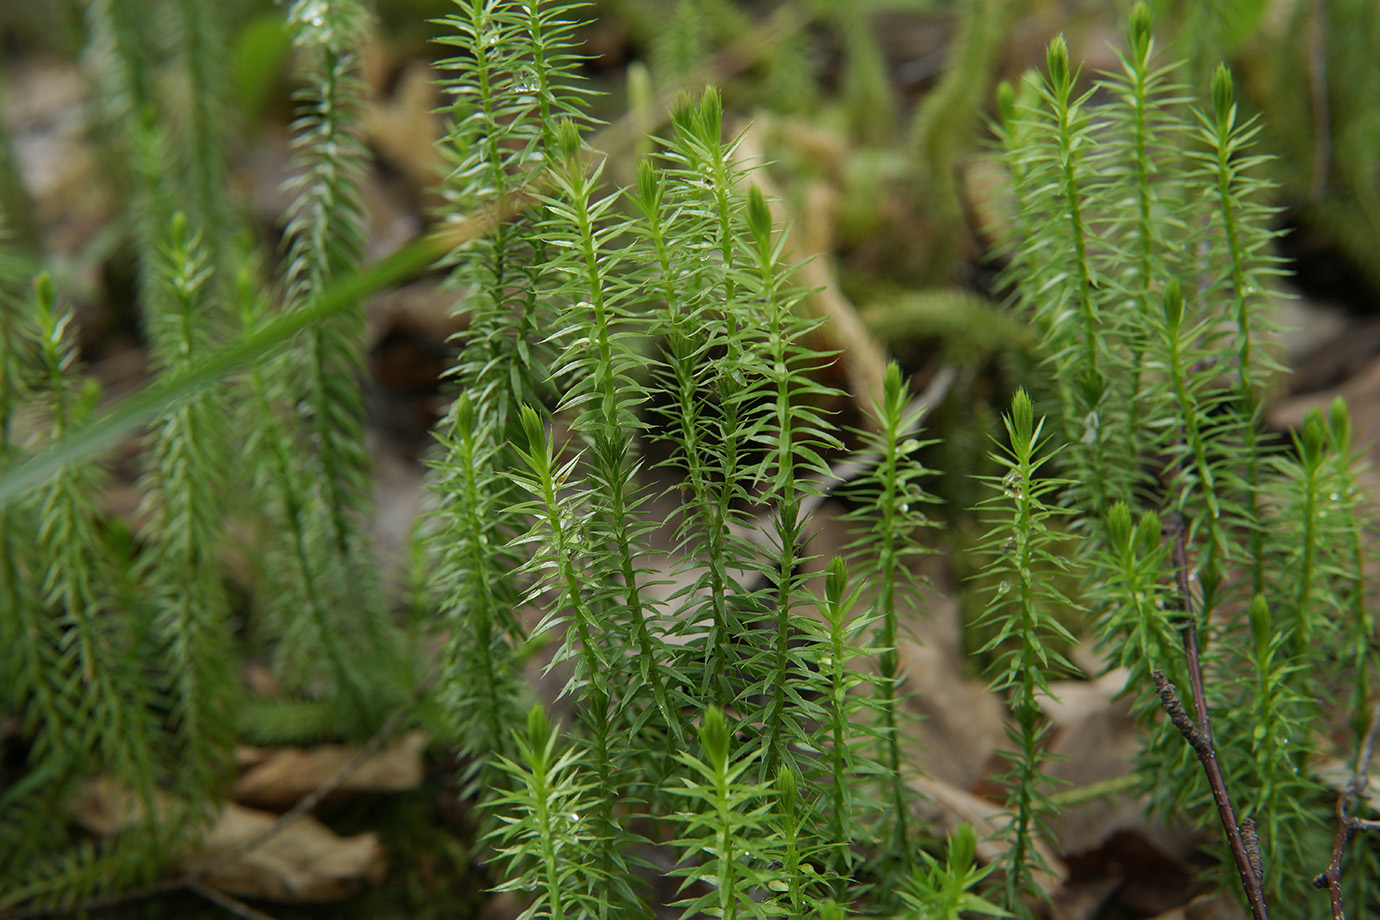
top-left (898, 824), bottom-right (1007, 920)
top-left (668, 707), bottom-right (793, 920)
top-left (2, 1), bottom-right (1379, 918)
top-left (973, 389), bottom-right (1077, 914)
top-left (488, 705), bottom-right (605, 920)
top-left (139, 213), bottom-right (237, 808)
top-left (995, 4), bottom-right (1379, 917)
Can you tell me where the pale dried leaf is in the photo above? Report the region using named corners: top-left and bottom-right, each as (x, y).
top-left (1150, 893), bottom-right (1249, 920)
top-left (233, 731), bottom-right (427, 808)
top-left (908, 774), bottom-right (1068, 896)
top-left (68, 778), bottom-right (387, 903)
top-left (186, 803), bottom-right (387, 903)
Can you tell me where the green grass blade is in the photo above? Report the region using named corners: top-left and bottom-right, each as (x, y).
top-left (0, 231), bottom-right (446, 508)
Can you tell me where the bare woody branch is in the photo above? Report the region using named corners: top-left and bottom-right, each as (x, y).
top-left (1154, 521), bottom-right (1270, 920)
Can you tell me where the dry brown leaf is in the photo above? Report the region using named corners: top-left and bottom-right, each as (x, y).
top-left (68, 776), bottom-right (162, 837)
top-left (361, 60), bottom-right (443, 196)
top-left (1038, 670), bottom-right (1127, 728)
top-left (234, 731), bottom-right (427, 809)
top-left (898, 631), bottom-right (1007, 788)
top-left (1049, 876), bottom-right (1121, 920)
top-left (889, 563), bottom-right (1007, 790)
top-left (1146, 893), bottom-right (1250, 920)
top-left (1316, 758), bottom-right (1380, 813)
top-left (1183, 894), bottom-right (1250, 920)
top-left (68, 778), bottom-right (387, 903)
top-left (908, 773), bottom-right (1069, 896)
top-left (1039, 671), bottom-right (1145, 854)
top-left (186, 803), bottom-right (387, 903)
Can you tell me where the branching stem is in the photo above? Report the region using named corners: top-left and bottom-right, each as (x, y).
top-left (1314, 704), bottom-right (1380, 919)
top-left (1155, 523), bottom-right (1269, 920)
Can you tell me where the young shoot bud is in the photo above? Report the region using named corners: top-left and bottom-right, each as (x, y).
top-left (1128, 2), bottom-right (1153, 60)
top-left (825, 556), bottom-right (848, 609)
top-left (697, 86), bottom-right (723, 144)
top-left (1299, 408), bottom-right (1328, 465)
top-left (454, 392), bottom-right (475, 435)
top-left (775, 764), bottom-right (797, 814)
top-left (1045, 35), bottom-right (1071, 98)
top-left (169, 210), bottom-right (189, 246)
top-left (626, 59), bottom-right (652, 118)
top-left (948, 824), bottom-right (978, 872)
top-left (517, 404), bottom-right (547, 458)
top-left (1162, 278), bottom-right (1184, 330)
top-left (1105, 502), bottom-right (1134, 551)
top-left (1211, 64), bottom-right (1235, 131)
top-left (698, 707), bottom-right (730, 772)
top-left (1135, 512), bottom-right (1163, 556)
top-left (525, 704), bottom-right (552, 752)
top-left (882, 361), bottom-right (904, 415)
top-left (669, 89), bottom-right (699, 133)
top-left (747, 186), bottom-right (774, 262)
top-left (556, 118), bottom-right (583, 163)
top-left (1328, 396), bottom-right (1352, 449)
top-left (634, 157), bottom-right (661, 217)
top-left (1007, 388), bottom-right (1035, 447)
top-left (33, 272), bottom-right (55, 319)
top-left (996, 80), bottom-right (1017, 131)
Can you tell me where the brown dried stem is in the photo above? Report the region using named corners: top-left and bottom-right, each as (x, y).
top-left (1313, 704), bottom-right (1380, 919)
top-left (1154, 522), bottom-right (1270, 920)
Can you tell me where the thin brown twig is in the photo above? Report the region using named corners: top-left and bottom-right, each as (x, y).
top-left (193, 705), bottom-right (410, 880)
top-left (1314, 704), bottom-right (1380, 919)
top-left (187, 881), bottom-right (283, 920)
top-left (1156, 523), bottom-right (1271, 920)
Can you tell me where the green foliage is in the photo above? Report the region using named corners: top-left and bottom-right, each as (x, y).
top-left (995, 4), bottom-right (1376, 916)
top-left (668, 708), bottom-right (793, 919)
top-left (842, 360), bottom-right (940, 872)
top-left (898, 824), bottom-right (1008, 920)
top-left (2, 2), bottom-right (1378, 919)
top-left (973, 390), bottom-right (1077, 913)
top-left (487, 706), bottom-right (606, 920)
top-left (140, 213), bottom-right (238, 806)
top-left (245, 0), bottom-right (404, 729)
top-left (428, 392), bottom-right (529, 786)
top-left (909, 0), bottom-right (1012, 279)
top-left (1, 0), bottom-right (405, 902)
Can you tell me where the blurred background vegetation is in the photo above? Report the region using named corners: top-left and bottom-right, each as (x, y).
top-left (5, 0), bottom-right (1375, 626)
top-left (2, 0), bottom-right (1375, 467)
top-left (1, 0), bottom-right (1377, 915)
